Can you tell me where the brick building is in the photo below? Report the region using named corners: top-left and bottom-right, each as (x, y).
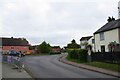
top-left (0, 37), bottom-right (30, 54)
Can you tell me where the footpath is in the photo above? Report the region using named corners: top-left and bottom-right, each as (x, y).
top-left (2, 62), bottom-right (32, 79)
top-left (59, 54), bottom-right (120, 78)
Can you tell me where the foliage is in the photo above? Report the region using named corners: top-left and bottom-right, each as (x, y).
top-left (86, 44), bottom-right (92, 51)
top-left (80, 42), bottom-right (89, 49)
top-left (67, 39), bottom-right (80, 49)
top-left (66, 55), bottom-right (81, 63)
top-left (38, 41), bottom-right (52, 54)
top-left (79, 49), bottom-right (88, 62)
top-left (29, 46), bottom-right (35, 50)
top-left (67, 49), bottom-right (88, 62)
top-left (108, 41), bottom-right (120, 52)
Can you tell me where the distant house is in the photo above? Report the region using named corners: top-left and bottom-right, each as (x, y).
top-left (0, 37), bottom-right (30, 54)
top-left (51, 46), bottom-right (61, 53)
top-left (94, 19), bottom-right (120, 52)
top-left (80, 36), bottom-right (93, 49)
top-left (28, 45), bottom-right (38, 54)
top-left (87, 36), bottom-right (95, 52)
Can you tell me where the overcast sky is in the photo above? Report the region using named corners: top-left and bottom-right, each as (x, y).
top-left (0, 0), bottom-right (119, 47)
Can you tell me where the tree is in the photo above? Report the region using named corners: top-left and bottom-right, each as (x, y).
top-left (108, 41), bottom-right (120, 52)
top-left (38, 41), bottom-right (52, 54)
top-left (71, 39), bottom-right (76, 43)
top-left (67, 39), bottom-right (80, 49)
top-left (20, 38), bottom-right (29, 44)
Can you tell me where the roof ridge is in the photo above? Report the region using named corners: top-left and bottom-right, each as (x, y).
top-left (94, 19), bottom-right (120, 34)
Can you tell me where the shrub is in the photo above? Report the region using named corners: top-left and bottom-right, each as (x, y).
top-left (67, 49), bottom-right (88, 62)
top-left (79, 49), bottom-right (88, 62)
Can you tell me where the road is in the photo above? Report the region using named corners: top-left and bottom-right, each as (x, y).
top-left (22, 54), bottom-right (116, 78)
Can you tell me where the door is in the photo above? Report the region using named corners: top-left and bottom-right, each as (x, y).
top-left (101, 45), bottom-right (105, 52)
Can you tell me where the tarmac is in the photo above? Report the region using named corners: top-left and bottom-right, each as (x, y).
top-left (1, 54), bottom-right (120, 79)
top-left (59, 54), bottom-right (120, 78)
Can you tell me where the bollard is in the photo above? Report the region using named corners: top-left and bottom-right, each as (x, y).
top-left (2, 55), bottom-right (7, 63)
top-left (7, 55), bottom-right (12, 63)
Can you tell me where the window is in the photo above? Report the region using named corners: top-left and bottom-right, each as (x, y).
top-left (92, 39), bottom-right (95, 44)
top-left (100, 32), bottom-right (105, 41)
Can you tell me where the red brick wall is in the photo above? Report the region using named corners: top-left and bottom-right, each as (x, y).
top-left (2, 46), bottom-right (29, 52)
top-left (52, 48), bottom-right (61, 53)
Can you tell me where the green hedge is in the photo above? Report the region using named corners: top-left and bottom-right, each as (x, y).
top-left (67, 49), bottom-right (88, 62)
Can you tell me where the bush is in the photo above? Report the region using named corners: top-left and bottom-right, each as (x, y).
top-left (67, 49), bottom-right (88, 62)
top-left (79, 49), bottom-right (88, 62)
top-left (68, 49), bottom-right (79, 59)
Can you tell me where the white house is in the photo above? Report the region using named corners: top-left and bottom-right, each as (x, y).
top-left (94, 19), bottom-right (120, 52)
top-left (88, 36), bottom-right (95, 52)
top-left (80, 36), bottom-right (93, 49)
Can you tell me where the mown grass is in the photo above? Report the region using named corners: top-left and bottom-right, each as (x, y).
top-left (86, 62), bottom-right (120, 72)
top-left (66, 55), bottom-right (120, 72)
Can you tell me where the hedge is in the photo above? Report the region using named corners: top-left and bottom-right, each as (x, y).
top-left (67, 49), bottom-right (88, 62)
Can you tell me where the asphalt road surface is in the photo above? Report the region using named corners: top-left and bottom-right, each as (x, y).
top-left (22, 54), bottom-right (117, 78)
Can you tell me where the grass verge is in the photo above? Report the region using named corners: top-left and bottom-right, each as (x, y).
top-left (86, 62), bottom-right (120, 72)
top-left (66, 55), bottom-right (120, 72)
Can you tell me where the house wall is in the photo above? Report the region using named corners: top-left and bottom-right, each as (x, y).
top-left (119, 28), bottom-right (120, 43)
top-left (2, 46), bottom-right (29, 53)
top-left (88, 37), bottom-right (95, 52)
top-left (94, 29), bottom-right (119, 52)
top-left (80, 40), bottom-right (88, 49)
top-left (52, 48), bottom-right (61, 53)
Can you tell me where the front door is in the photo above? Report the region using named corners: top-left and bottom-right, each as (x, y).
top-left (101, 45), bottom-right (105, 52)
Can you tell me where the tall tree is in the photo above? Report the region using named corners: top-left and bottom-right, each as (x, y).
top-left (38, 41), bottom-right (52, 53)
top-left (71, 39), bottom-right (76, 43)
top-left (67, 39), bottom-right (80, 49)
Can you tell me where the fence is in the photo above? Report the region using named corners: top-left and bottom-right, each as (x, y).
top-left (91, 52), bottom-right (120, 64)
top-left (2, 54), bottom-right (23, 72)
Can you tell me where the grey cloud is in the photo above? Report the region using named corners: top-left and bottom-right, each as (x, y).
top-left (0, 0), bottom-right (118, 47)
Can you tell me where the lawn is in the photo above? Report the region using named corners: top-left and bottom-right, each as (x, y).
top-left (86, 62), bottom-right (120, 72)
top-left (66, 55), bottom-right (120, 72)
